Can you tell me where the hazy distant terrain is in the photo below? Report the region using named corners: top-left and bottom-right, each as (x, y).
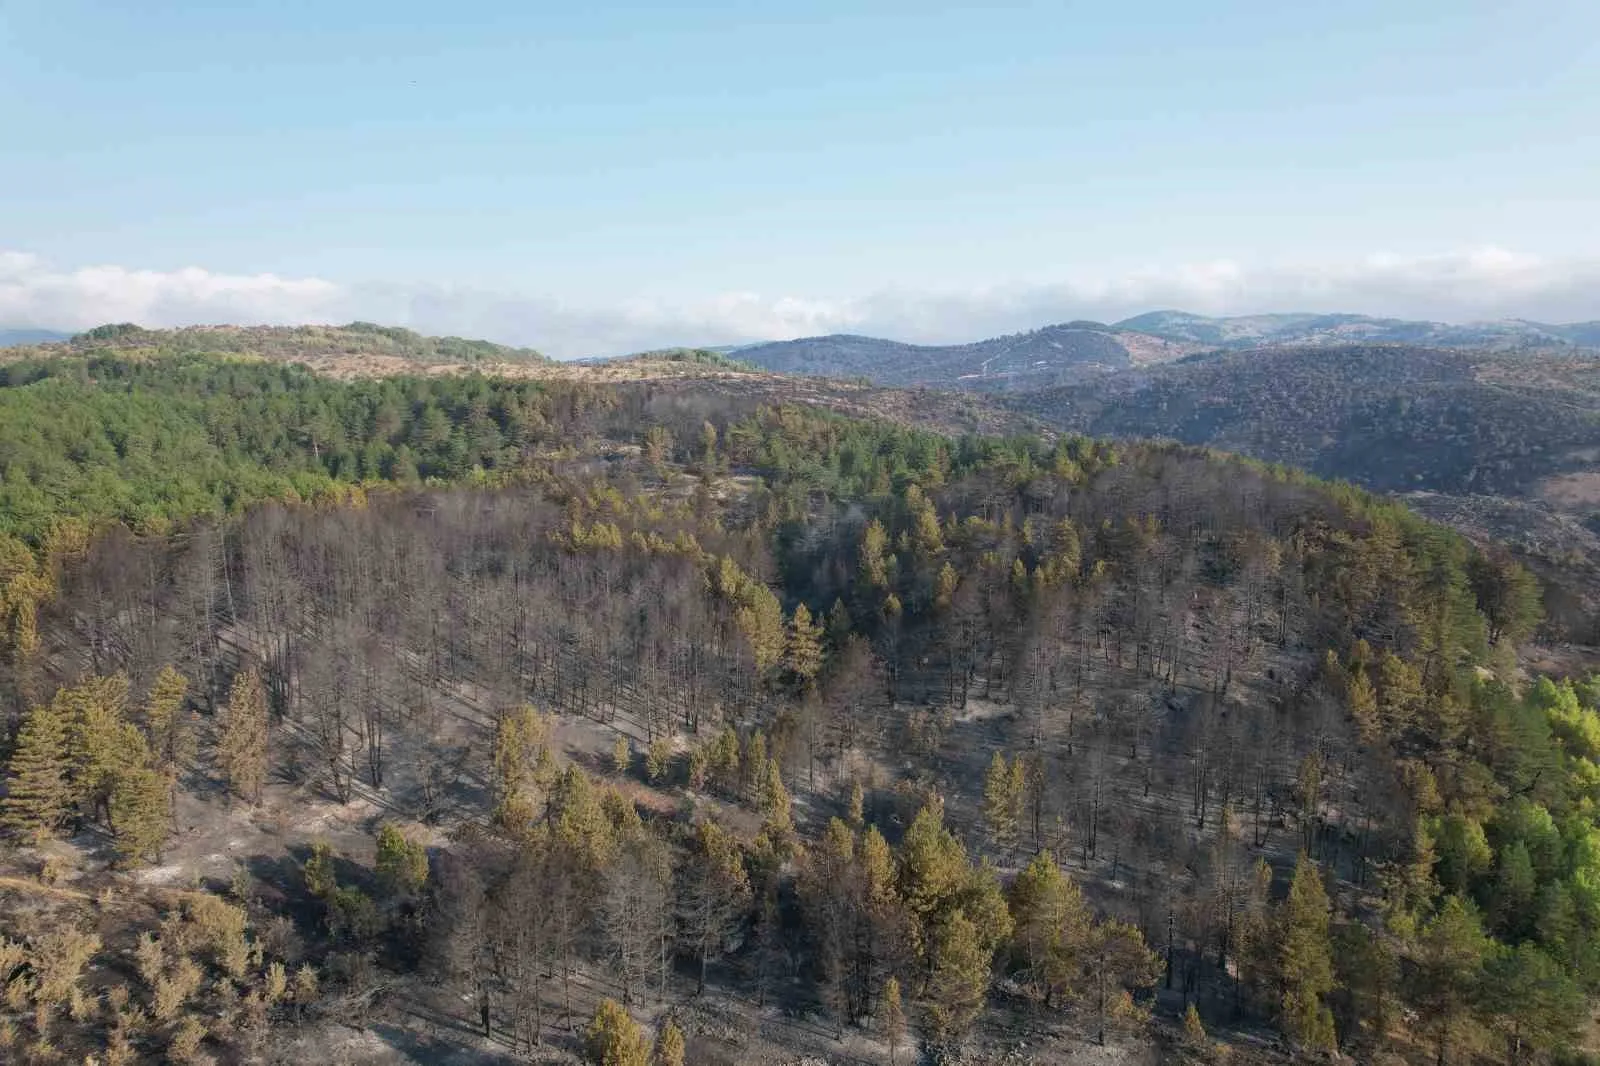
top-left (0, 327), bottom-right (69, 347)
top-left (735, 309), bottom-right (1600, 391)
top-left (734, 321), bottom-right (1191, 390)
top-left (1119, 309), bottom-right (1600, 350)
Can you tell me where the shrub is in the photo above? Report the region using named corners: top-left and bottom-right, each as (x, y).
top-left (31, 928), bottom-right (100, 1006)
top-left (168, 1015), bottom-right (207, 1062)
top-left (153, 959), bottom-right (202, 1021)
top-left (328, 887), bottom-right (381, 942)
top-left (584, 998), bottom-right (649, 1066)
top-left (264, 961), bottom-right (289, 1004)
top-left (180, 892), bottom-right (250, 978)
top-left (646, 737), bottom-right (673, 784)
top-left (375, 824), bottom-right (429, 898)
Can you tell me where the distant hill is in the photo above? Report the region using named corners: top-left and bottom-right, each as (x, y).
top-left (1, 321), bottom-right (548, 375)
top-left (1004, 344), bottom-right (1600, 499)
top-left (0, 328), bottom-right (69, 347)
top-left (735, 321), bottom-right (1194, 390)
top-left (1116, 310), bottom-right (1600, 351)
top-left (735, 311), bottom-right (1600, 391)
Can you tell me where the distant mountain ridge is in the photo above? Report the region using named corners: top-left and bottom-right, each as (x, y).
top-left (0, 328), bottom-right (70, 347)
top-left (1119, 310), bottom-right (1600, 350)
top-left (734, 311), bottom-right (1600, 390)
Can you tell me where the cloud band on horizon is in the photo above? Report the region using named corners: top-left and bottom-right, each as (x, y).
top-left (1, 248), bottom-right (1594, 359)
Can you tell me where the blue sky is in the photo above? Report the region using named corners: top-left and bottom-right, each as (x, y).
top-left (2, 0), bottom-right (1598, 354)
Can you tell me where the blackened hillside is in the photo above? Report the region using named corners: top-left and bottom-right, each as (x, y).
top-left (1006, 345), bottom-right (1600, 496)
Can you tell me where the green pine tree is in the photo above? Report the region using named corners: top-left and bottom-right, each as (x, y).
top-left (1083, 919), bottom-right (1162, 1046)
top-left (109, 756), bottom-right (171, 866)
top-left (1007, 851), bottom-right (1091, 1006)
top-left (859, 519), bottom-right (891, 589)
top-left (65, 674), bottom-right (132, 824)
top-left (1278, 852), bottom-right (1337, 1051)
top-left (1183, 1003), bottom-right (1207, 1047)
top-left (982, 753), bottom-right (1021, 851)
top-left (1491, 841), bottom-right (1537, 940)
top-left (0, 698), bottom-right (74, 841)
top-left (847, 779), bottom-right (866, 830)
top-left (883, 974), bottom-right (906, 1065)
top-left (1410, 894), bottom-right (1488, 1066)
top-left (143, 665), bottom-right (194, 780)
top-left (785, 602), bottom-right (824, 686)
top-left (825, 597), bottom-right (853, 648)
top-left (1480, 942), bottom-right (1583, 1065)
top-left (645, 736), bottom-right (672, 784)
top-left (934, 561), bottom-right (959, 609)
top-left (375, 823), bottom-right (429, 898)
top-left (218, 667), bottom-right (270, 804)
top-left (924, 911), bottom-right (990, 1041)
top-left (584, 997), bottom-right (649, 1066)
top-left (758, 758), bottom-right (794, 848)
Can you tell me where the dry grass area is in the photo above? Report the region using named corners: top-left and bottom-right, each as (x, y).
top-left (1537, 470), bottom-right (1600, 508)
top-left (1115, 333), bottom-right (1203, 368)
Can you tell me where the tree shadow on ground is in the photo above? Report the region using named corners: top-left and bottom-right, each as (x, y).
top-left (369, 1020), bottom-right (524, 1065)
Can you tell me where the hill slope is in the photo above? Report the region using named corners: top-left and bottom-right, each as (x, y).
top-left (3, 347), bottom-right (1592, 1066)
top-left (1003, 344), bottom-right (1600, 499)
top-left (998, 343), bottom-right (1600, 641)
top-left (7, 324), bottom-right (1600, 1065)
top-left (0, 333), bottom-right (1034, 544)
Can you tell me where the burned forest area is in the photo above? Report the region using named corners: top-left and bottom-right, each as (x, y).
top-left (1, 344), bottom-right (1596, 1066)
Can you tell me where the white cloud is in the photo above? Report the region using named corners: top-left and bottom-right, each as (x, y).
top-left (0, 255), bottom-right (345, 334)
top-left (2, 247), bottom-right (1597, 358)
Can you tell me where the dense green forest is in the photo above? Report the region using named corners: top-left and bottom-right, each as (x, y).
top-left (0, 349), bottom-right (1596, 1065)
top-left (0, 352), bottom-right (599, 543)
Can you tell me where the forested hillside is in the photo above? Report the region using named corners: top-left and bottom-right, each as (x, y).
top-left (0, 349), bottom-right (632, 546)
top-left (0, 342), bottom-right (1021, 547)
top-left (0, 344), bottom-right (1597, 1066)
top-left (1006, 345), bottom-right (1600, 498)
top-left (2, 322), bottom-right (548, 376)
top-left (1001, 346), bottom-right (1600, 644)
